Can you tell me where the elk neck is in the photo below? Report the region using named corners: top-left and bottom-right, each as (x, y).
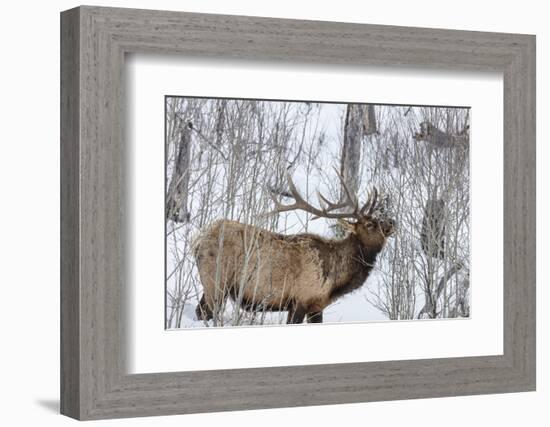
top-left (327, 232), bottom-right (383, 302)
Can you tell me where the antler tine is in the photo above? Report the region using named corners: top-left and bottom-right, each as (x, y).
top-left (265, 171), bottom-right (362, 220)
top-left (316, 191), bottom-right (349, 212)
top-left (285, 172), bottom-right (326, 212)
top-left (265, 188), bottom-right (294, 215)
top-left (359, 189), bottom-right (373, 215)
top-left (331, 166), bottom-right (360, 214)
top-left (264, 172), bottom-right (326, 218)
top-left (368, 187), bottom-right (379, 215)
top-left (360, 187), bottom-right (379, 216)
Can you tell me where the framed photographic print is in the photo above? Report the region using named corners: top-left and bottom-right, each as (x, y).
top-left (61, 5), bottom-right (536, 420)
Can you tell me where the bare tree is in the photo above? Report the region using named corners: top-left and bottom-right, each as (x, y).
top-left (166, 122), bottom-right (192, 222)
top-left (340, 104), bottom-right (377, 196)
top-left (361, 106), bottom-right (470, 320)
top-left (165, 98), bottom-right (470, 328)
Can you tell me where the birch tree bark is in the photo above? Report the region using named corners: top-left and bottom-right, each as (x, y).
top-left (340, 104), bottom-right (377, 196)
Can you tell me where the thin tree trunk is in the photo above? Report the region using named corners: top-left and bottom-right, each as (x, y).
top-left (340, 104), bottom-right (376, 196)
top-left (167, 123), bottom-right (192, 222)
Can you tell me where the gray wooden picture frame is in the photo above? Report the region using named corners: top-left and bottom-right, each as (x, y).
top-left (60, 5), bottom-right (536, 420)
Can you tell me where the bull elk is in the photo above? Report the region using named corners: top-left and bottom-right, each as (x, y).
top-left (193, 172), bottom-right (395, 325)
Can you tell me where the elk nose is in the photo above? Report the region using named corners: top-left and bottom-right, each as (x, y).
top-left (382, 219), bottom-right (396, 235)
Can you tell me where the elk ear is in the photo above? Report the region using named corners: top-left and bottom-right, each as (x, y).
top-left (338, 219), bottom-right (356, 234)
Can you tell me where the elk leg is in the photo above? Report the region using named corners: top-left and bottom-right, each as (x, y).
top-left (287, 304), bottom-right (306, 324)
top-left (306, 311), bottom-right (323, 323)
top-left (195, 294), bottom-right (213, 321)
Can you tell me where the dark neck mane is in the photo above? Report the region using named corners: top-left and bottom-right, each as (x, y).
top-left (328, 234), bottom-right (382, 302)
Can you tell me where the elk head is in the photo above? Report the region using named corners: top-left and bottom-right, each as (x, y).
top-left (268, 169), bottom-right (395, 249)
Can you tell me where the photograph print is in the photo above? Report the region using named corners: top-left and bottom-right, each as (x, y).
top-left (165, 97), bottom-right (470, 329)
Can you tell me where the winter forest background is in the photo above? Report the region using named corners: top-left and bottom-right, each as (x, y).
top-left (165, 97), bottom-right (470, 329)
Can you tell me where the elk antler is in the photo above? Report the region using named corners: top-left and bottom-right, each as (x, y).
top-left (315, 167), bottom-right (359, 215)
top-left (267, 170), bottom-right (378, 221)
top-left (319, 168), bottom-right (380, 218)
top-left (360, 187), bottom-right (378, 216)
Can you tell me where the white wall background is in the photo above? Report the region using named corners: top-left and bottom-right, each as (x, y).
top-left (0, 0), bottom-right (546, 425)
